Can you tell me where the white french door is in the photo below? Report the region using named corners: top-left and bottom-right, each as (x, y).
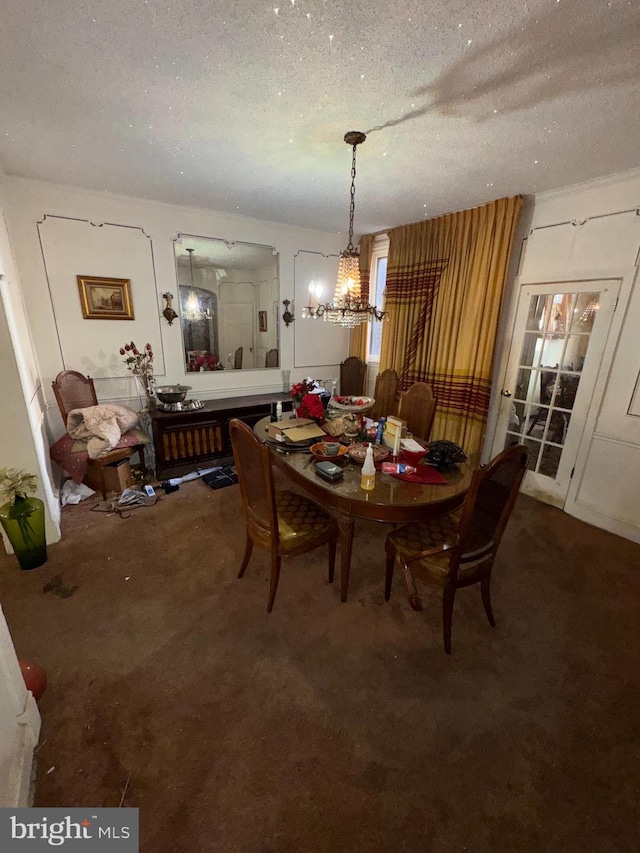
top-left (491, 279), bottom-right (619, 507)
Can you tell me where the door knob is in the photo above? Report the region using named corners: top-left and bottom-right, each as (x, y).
top-left (501, 390), bottom-right (512, 397)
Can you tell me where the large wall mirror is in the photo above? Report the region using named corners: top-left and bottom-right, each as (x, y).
top-left (173, 234), bottom-right (280, 373)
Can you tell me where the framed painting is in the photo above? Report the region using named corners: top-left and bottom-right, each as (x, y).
top-left (77, 275), bottom-right (134, 320)
top-left (258, 310), bottom-right (268, 332)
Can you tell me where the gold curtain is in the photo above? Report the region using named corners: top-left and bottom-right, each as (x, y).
top-left (349, 234), bottom-right (374, 359)
top-left (379, 196), bottom-right (523, 456)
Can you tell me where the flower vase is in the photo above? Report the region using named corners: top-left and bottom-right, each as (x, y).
top-left (0, 495), bottom-right (47, 570)
top-left (135, 374), bottom-right (155, 412)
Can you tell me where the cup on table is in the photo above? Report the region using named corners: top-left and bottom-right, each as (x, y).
top-left (323, 443), bottom-right (341, 457)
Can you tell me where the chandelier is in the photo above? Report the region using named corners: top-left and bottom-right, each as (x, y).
top-left (183, 248), bottom-right (211, 322)
top-left (302, 131), bottom-right (386, 328)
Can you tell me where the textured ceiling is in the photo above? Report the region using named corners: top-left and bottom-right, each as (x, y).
top-left (1, 0), bottom-right (639, 235)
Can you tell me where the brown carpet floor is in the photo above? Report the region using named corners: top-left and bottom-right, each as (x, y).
top-left (1, 481), bottom-right (639, 852)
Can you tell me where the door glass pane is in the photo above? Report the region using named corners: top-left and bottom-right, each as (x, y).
top-left (525, 405), bottom-right (550, 439)
top-left (539, 334), bottom-right (564, 368)
top-left (520, 333), bottom-right (541, 368)
top-left (522, 437), bottom-right (542, 471)
top-left (525, 295), bottom-right (547, 331)
top-left (547, 412), bottom-right (571, 445)
top-left (570, 293), bottom-right (599, 332)
top-left (515, 368), bottom-right (536, 402)
top-left (539, 444), bottom-right (562, 477)
top-left (509, 290), bottom-right (601, 483)
top-left (563, 335), bottom-right (589, 371)
top-left (509, 401), bottom-right (527, 436)
top-left (556, 374), bottom-right (579, 410)
top-left (549, 293), bottom-right (574, 334)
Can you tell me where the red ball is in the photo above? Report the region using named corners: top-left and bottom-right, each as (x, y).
top-left (19, 660), bottom-right (47, 701)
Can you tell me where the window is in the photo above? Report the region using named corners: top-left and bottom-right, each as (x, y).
top-left (367, 254), bottom-right (387, 361)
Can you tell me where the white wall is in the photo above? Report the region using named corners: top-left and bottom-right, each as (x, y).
top-left (293, 249), bottom-right (349, 371)
top-left (0, 604), bottom-right (40, 806)
top-left (487, 168), bottom-right (640, 543)
top-left (2, 176), bottom-right (347, 441)
top-left (0, 181), bottom-right (60, 544)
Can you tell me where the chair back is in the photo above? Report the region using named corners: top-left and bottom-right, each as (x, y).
top-left (371, 369), bottom-right (399, 421)
top-left (395, 382), bottom-right (436, 441)
top-left (265, 348), bottom-right (279, 368)
top-left (229, 418), bottom-right (278, 548)
top-left (234, 347), bottom-right (243, 369)
top-left (455, 445), bottom-right (529, 572)
top-left (340, 356), bottom-right (366, 397)
top-left (52, 370), bottom-right (99, 426)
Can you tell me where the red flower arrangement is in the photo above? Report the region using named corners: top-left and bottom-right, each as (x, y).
top-left (297, 392), bottom-right (325, 421)
top-left (290, 378), bottom-right (325, 421)
top-left (195, 353), bottom-right (223, 371)
top-left (120, 341), bottom-right (154, 394)
top-left (290, 379), bottom-right (316, 403)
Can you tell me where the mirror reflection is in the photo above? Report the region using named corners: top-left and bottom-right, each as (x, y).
top-left (173, 235), bottom-right (280, 372)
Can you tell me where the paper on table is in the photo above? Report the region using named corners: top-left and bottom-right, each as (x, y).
top-left (400, 438), bottom-right (425, 453)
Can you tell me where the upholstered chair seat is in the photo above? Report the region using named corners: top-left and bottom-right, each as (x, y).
top-left (386, 516), bottom-right (493, 587)
top-left (230, 418), bottom-right (338, 611)
top-left (248, 490), bottom-right (338, 552)
top-left (384, 445), bottom-right (528, 653)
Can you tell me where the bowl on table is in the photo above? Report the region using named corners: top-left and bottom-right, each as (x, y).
top-left (310, 442), bottom-right (349, 464)
top-left (329, 395), bottom-right (375, 413)
top-left (347, 443), bottom-right (390, 465)
top-left (155, 385), bottom-right (191, 404)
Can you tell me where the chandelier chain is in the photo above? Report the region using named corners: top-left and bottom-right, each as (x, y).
top-left (300, 129), bottom-right (387, 327)
top-left (346, 143), bottom-right (357, 252)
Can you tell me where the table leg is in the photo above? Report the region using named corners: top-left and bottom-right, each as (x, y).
top-left (337, 515), bottom-right (355, 602)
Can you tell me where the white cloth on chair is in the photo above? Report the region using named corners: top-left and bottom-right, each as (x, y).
top-left (66, 404), bottom-right (139, 459)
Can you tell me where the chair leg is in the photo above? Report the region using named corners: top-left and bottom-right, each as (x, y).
top-left (327, 538), bottom-right (337, 584)
top-left (267, 554), bottom-right (281, 613)
top-left (481, 575), bottom-right (496, 627)
top-left (402, 561), bottom-right (423, 612)
top-left (238, 535), bottom-right (253, 578)
top-left (137, 445), bottom-right (147, 474)
top-left (384, 549), bottom-right (395, 601)
top-left (442, 587), bottom-right (456, 655)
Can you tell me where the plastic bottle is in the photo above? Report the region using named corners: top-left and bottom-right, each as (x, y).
top-left (360, 444), bottom-right (376, 491)
top-left (375, 417), bottom-right (386, 445)
top-left (276, 401), bottom-right (283, 421)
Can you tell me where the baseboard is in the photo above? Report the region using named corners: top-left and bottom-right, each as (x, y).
top-left (566, 503), bottom-right (640, 545)
top-left (1, 693), bottom-right (41, 807)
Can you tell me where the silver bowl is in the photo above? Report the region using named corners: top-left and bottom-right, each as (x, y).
top-left (155, 385), bottom-right (191, 404)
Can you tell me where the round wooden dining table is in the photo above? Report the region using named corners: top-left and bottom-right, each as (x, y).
top-left (253, 417), bottom-right (474, 601)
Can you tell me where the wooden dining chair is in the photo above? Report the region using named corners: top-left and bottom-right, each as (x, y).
top-left (229, 419), bottom-right (338, 612)
top-left (384, 444), bottom-right (528, 654)
top-left (339, 356), bottom-right (366, 397)
top-left (52, 370), bottom-right (147, 499)
top-left (370, 369), bottom-right (399, 421)
top-left (265, 348), bottom-right (279, 367)
top-left (395, 382), bottom-right (436, 441)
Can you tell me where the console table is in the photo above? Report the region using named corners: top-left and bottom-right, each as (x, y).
top-left (149, 392), bottom-right (290, 479)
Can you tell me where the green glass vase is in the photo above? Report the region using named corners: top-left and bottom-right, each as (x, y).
top-left (0, 495), bottom-right (47, 571)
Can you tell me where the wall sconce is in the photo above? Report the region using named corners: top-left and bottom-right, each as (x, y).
top-left (282, 300), bottom-right (295, 327)
top-left (302, 281), bottom-right (324, 318)
top-left (162, 292), bottom-right (178, 326)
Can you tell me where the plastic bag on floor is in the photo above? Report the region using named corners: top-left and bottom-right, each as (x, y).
top-left (60, 480), bottom-right (95, 506)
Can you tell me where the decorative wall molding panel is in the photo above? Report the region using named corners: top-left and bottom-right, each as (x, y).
top-left (293, 249), bottom-right (348, 369)
top-left (37, 215), bottom-right (166, 378)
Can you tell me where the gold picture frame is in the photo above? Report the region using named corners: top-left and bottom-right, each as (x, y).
top-left (77, 276), bottom-right (134, 320)
top-left (258, 310), bottom-right (268, 332)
